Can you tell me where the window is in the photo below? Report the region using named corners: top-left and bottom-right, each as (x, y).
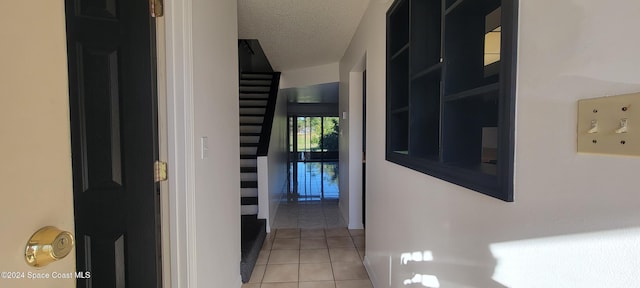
top-left (386, 0), bottom-right (518, 201)
top-left (289, 116), bottom-right (340, 201)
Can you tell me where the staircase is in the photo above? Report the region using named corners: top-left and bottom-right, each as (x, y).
top-left (239, 72), bottom-right (280, 283)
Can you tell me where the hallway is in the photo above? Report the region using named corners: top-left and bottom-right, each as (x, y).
top-left (240, 200), bottom-right (369, 287)
top-left (273, 200), bottom-right (346, 229)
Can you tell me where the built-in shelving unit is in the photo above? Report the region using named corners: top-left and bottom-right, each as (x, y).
top-left (386, 0), bottom-right (517, 201)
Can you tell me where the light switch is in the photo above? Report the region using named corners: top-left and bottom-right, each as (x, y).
top-left (587, 120), bottom-right (599, 134)
top-left (201, 136), bottom-right (209, 159)
top-left (615, 118), bottom-right (628, 134)
top-left (577, 92), bottom-right (640, 156)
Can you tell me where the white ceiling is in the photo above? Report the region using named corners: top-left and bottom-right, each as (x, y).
top-left (238, 0), bottom-right (371, 72)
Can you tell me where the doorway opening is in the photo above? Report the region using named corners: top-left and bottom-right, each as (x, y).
top-left (289, 116), bottom-right (340, 201)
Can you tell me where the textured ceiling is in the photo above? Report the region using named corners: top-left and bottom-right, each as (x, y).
top-left (238, 0), bottom-right (370, 71)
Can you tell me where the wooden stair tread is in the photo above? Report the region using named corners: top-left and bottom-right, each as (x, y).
top-left (241, 197), bottom-right (258, 205)
top-left (239, 105), bottom-right (267, 108)
top-left (241, 181), bottom-right (258, 188)
top-left (241, 167), bottom-right (258, 173)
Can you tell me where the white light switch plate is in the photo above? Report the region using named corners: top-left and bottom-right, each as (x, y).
top-left (201, 136), bottom-right (209, 159)
top-left (577, 92), bottom-right (640, 156)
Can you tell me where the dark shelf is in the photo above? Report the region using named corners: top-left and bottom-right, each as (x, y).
top-left (391, 106), bottom-right (409, 114)
top-left (411, 63), bottom-right (442, 81)
top-left (391, 44), bottom-right (410, 60)
top-left (445, 0), bottom-right (465, 14)
top-left (448, 162), bottom-right (498, 176)
top-left (443, 82), bottom-right (499, 102)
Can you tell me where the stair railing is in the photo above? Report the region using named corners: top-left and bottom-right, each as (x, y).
top-left (256, 72), bottom-right (281, 156)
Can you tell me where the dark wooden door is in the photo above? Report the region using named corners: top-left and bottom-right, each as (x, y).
top-left (65, 0), bottom-right (161, 287)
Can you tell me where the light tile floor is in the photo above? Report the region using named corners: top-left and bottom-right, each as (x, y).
top-left (245, 201), bottom-right (369, 287)
top-left (272, 200), bottom-right (347, 229)
top-left (242, 227), bottom-right (370, 288)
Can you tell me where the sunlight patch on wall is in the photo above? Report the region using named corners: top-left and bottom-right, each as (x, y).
top-left (403, 274), bottom-right (440, 287)
top-left (401, 251), bottom-right (434, 265)
top-left (490, 228), bottom-right (640, 287)
top-left (400, 251), bottom-right (439, 287)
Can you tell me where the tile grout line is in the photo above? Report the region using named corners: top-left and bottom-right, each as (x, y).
top-left (253, 202), bottom-right (369, 287)
top-left (297, 230), bottom-right (301, 284)
top-left (250, 228), bottom-right (370, 288)
top-left (260, 238), bottom-right (270, 284)
top-left (327, 229), bottom-right (338, 287)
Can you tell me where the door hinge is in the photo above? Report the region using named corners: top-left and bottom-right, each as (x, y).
top-left (150, 0), bottom-right (164, 18)
top-left (154, 161), bottom-right (168, 182)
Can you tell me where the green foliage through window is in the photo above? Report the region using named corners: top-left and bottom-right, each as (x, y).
top-left (296, 117), bottom-right (339, 152)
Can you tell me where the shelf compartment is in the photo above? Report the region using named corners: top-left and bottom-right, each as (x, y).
top-left (389, 111), bottom-right (409, 153)
top-left (388, 49), bottom-right (410, 110)
top-left (411, 62), bottom-right (442, 81)
top-left (444, 0), bottom-right (501, 95)
top-left (410, 0), bottom-right (442, 74)
top-left (442, 89), bottom-right (499, 175)
top-left (388, 0), bottom-right (410, 56)
top-left (409, 72), bottom-right (441, 160)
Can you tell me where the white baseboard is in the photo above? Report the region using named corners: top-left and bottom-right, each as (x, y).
top-left (265, 219), bottom-right (271, 233)
top-left (348, 223), bottom-right (365, 230)
top-left (363, 255), bottom-right (380, 288)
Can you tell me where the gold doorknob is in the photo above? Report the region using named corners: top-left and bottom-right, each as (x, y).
top-left (25, 226), bottom-right (74, 267)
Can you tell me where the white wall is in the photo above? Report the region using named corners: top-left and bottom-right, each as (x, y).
top-left (338, 77), bottom-right (350, 227)
top-left (264, 87), bottom-right (290, 232)
top-left (165, 0), bottom-right (242, 286)
top-left (341, 0), bottom-right (640, 287)
top-left (280, 62), bottom-right (340, 89)
top-left (0, 2), bottom-right (75, 287)
top-left (339, 60), bottom-right (366, 229)
top-left (192, 0), bottom-right (242, 285)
